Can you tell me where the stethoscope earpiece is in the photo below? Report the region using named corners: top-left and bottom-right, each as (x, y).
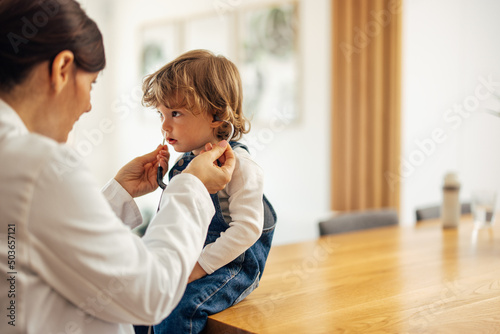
top-left (222, 120), bottom-right (235, 141)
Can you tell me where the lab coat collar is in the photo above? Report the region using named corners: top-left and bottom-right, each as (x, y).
top-left (0, 98), bottom-right (30, 136)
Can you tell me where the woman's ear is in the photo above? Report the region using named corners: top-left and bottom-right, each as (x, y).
top-left (50, 50), bottom-right (75, 93)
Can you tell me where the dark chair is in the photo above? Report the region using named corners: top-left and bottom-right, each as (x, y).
top-left (461, 202), bottom-right (471, 214)
top-left (415, 205), bottom-right (440, 222)
top-left (415, 203), bottom-right (471, 222)
top-left (318, 208), bottom-right (399, 236)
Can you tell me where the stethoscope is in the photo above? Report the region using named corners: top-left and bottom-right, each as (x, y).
top-left (156, 132), bottom-right (168, 190)
top-left (157, 120), bottom-right (234, 190)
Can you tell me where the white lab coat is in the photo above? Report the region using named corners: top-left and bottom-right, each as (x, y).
top-left (0, 99), bottom-right (214, 333)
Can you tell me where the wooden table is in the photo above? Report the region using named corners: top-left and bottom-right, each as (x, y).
top-left (205, 217), bottom-right (500, 333)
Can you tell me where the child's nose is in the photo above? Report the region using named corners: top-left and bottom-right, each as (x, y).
top-left (161, 119), bottom-right (171, 132)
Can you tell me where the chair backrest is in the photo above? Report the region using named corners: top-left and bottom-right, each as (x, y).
top-left (318, 209), bottom-right (399, 236)
top-left (461, 202), bottom-right (471, 214)
top-left (415, 205), bottom-right (440, 222)
top-left (415, 202), bottom-right (471, 222)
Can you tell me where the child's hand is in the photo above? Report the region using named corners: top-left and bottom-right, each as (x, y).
top-left (114, 144), bottom-right (169, 197)
top-left (188, 262), bottom-right (207, 283)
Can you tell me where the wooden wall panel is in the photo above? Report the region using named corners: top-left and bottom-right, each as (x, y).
top-left (331, 0), bottom-right (402, 211)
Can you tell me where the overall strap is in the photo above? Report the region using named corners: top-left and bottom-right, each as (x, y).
top-left (168, 141), bottom-right (248, 181)
top-left (229, 141), bottom-right (249, 153)
top-left (168, 152), bottom-right (195, 181)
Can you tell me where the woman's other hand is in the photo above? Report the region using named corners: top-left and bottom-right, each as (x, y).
top-left (183, 140), bottom-right (235, 194)
top-left (115, 145), bottom-right (169, 197)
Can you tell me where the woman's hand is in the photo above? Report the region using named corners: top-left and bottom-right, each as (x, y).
top-left (114, 145), bottom-right (169, 197)
top-left (183, 140), bottom-right (236, 194)
top-left (188, 262), bottom-right (208, 283)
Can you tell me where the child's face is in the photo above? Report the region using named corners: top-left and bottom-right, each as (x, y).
top-left (157, 104), bottom-right (217, 155)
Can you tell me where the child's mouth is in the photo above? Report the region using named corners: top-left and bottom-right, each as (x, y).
top-left (167, 138), bottom-right (177, 145)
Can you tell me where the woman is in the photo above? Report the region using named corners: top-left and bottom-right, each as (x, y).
top-left (0, 1), bottom-right (235, 333)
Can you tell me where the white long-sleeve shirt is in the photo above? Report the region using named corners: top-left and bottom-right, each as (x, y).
top-left (0, 99), bottom-right (214, 334)
top-left (194, 147), bottom-right (265, 275)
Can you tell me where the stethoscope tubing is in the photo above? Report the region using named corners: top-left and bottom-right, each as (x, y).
top-left (156, 121), bottom-right (234, 190)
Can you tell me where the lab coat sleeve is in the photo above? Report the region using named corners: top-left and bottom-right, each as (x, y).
top-left (27, 146), bottom-right (214, 325)
top-left (101, 178), bottom-right (143, 229)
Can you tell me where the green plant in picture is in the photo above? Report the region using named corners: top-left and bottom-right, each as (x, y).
top-left (240, 3), bottom-right (299, 122)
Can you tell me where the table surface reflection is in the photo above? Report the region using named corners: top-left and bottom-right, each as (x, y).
top-left (205, 216), bottom-right (500, 333)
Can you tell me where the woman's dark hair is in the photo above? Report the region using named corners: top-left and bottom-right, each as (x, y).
top-left (0, 0), bottom-right (106, 92)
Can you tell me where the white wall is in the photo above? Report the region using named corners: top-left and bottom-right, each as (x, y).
top-left (78, 0), bottom-right (500, 241)
top-left (401, 0), bottom-right (500, 225)
top-left (78, 0), bottom-right (332, 245)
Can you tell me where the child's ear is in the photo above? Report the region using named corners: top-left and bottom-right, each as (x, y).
top-left (211, 120), bottom-right (223, 128)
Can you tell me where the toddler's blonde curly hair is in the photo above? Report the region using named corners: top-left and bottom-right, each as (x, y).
top-left (142, 49), bottom-right (250, 141)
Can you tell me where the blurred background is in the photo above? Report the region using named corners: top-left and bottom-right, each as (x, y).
top-left (73, 0), bottom-right (500, 245)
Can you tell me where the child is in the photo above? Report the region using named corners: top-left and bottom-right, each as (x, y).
top-left (139, 49), bottom-right (277, 334)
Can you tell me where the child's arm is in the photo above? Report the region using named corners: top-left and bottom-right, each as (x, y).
top-left (196, 149), bottom-right (265, 276)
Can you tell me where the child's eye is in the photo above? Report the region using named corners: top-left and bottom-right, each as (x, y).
top-left (157, 111), bottom-right (164, 118)
top-left (172, 111), bottom-right (181, 117)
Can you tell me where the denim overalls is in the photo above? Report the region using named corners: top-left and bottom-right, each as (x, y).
top-left (152, 141), bottom-right (277, 334)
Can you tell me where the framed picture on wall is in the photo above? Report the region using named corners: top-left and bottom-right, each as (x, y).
top-left (184, 14), bottom-right (234, 58)
top-left (138, 1), bottom-right (300, 124)
top-left (237, 2), bottom-right (300, 124)
top-left (139, 22), bottom-right (180, 78)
